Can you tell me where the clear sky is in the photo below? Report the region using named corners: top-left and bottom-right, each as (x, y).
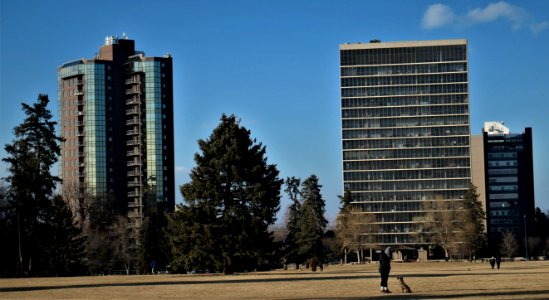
top-left (1, 0), bottom-right (548, 224)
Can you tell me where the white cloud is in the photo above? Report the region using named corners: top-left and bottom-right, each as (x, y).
top-left (422, 4), bottom-right (455, 30)
top-left (465, 1), bottom-right (527, 29)
top-left (421, 1), bottom-right (547, 34)
top-left (530, 21), bottom-right (549, 35)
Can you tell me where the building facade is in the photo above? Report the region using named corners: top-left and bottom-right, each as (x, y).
top-left (340, 39), bottom-right (471, 246)
top-left (58, 36), bottom-right (174, 229)
top-left (482, 122), bottom-right (535, 256)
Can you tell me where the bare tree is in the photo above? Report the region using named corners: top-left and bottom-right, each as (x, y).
top-left (61, 181), bottom-right (90, 227)
top-left (111, 216), bottom-right (135, 275)
top-left (336, 209), bottom-right (377, 264)
top-left (499, 229), bottom-right (519, 259)
top-left (335, 211), bottom-right (362, 263)
top-left (422, 199), bottom-right (468, 260)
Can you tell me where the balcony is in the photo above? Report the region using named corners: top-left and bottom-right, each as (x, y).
top-left (126, 129), bottom-right (140, 135)
top-left (127, 160), bottom-right (142, 166)
top-left (78, 172), bottom-right (85, 178)
top-left (127, 150), bottom-right (141, 156)
top-left (76, 80), bottom-right (83, 85)
top-left (126, 119), bottom-right (140, 125)
top-left (78, 151), bottom-right (85, 157)
top-left (128, 182), bottom-right (141, 187)
top-left (126, 109), bottom-right (140, 115)
top-left (125, 78), bottom-right (141, 85)
top-left (128, 191), bottom-right (141, 197)
top-left (126, 139), bottom-right (140, 146)
top-left (125, 88), bottom-right (141, 95)
top-left (126, 98), bottom-right (140, 105)
top-left (127, 170), bottom-right (141, 176)
top-left (77, 100), bottom-right (84, 106)
top-left (77, 131), bottom-right (85, 136)
top-left (75, 91), bottom-right (84, 96)
top-left (128, 201), bottom-right (141, 208)
top-left (76, 121), bottom-right (84, 126)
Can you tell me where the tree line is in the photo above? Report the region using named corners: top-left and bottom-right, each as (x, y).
top-left (1, 95), bottom-right (548, 277)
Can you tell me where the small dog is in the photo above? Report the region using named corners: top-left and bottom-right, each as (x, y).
top-left (396, 276), bottom-right (412, 293)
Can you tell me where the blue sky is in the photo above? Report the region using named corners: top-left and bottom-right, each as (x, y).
top-left (1, 0), bottom-right (548, 224)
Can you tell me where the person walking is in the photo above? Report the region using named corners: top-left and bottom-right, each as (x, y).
top-left (496, 255), bottom-right (501, 269)
top-left (379, 247), bottom-right (393, 293)
top-left (489, 257), bottom-right (495, 269)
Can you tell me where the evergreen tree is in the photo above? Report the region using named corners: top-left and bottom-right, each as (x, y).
top-left (179, 114), bottom-right (282, 274)
top-left (533, 208), bottom-right (549, 254)
top-left (41, 196), bottom-right (87, 276)
top-left (296, 175), bottom-right (327, 265)
top-left (283, 177), bottom-right (301, 268)
top-left (463, 183), bottom-right (488, 258)
top-left (138, 204), bottom-right (171, 274)
top-left (168, 203), bottom-right (218, 273)
top-left (2, 94), bottom-right (62, 275)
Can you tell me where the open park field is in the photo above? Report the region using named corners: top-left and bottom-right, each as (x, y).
top-left (1, 260), bottom-right (549, 299)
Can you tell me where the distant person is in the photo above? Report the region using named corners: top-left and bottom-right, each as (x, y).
top-left (310, 258), bottom-right (316, 272)
top-left (379, 247), bottom-right (393, 293)
top-left (489, 257), bottom-right (495, 269)
top-left (496, 255), bottom-right (501, 269)
top-left (151, 260), bottom-right (157, 274)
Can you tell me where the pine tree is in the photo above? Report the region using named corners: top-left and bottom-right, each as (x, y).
top-left (296, 175), bottom-right (327, 265)
top-left (179, 114), bottom-right (282, 274)
top-left (41, 196), bottom-right (87, 276)
top-left (463, 183), bottom-right (487, 258)
top-left (2, 94), bottom-right (62, 275)
top-left (283, 177), bottom-right (301, 268)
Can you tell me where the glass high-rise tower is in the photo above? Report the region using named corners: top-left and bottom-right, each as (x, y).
top-left (482, 122), bottom-right (535, 256)
top-left (58, 35), bottom-right (174, 230)
top-left (340, 39), bottom-right (471, 246)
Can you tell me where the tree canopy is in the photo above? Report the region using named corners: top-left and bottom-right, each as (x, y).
top-left (176, 114), bottom-right (282, 274)
top-left (296, 175), bottom-right (327, 263)
top-left (1, 94), bottom-right (85, 276)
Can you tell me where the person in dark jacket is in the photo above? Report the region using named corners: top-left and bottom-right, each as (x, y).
top-left (379, 247), bottom-right (393, 293)
top-left (495, 255), bottom-right (501, 269)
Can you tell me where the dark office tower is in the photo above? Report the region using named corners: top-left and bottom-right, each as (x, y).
top-left (58, 35), bottom-right (175, 230)
top-left (340, 40), bottom-right (471, 246)
top-left (482, 122), bottom-right (535, 256)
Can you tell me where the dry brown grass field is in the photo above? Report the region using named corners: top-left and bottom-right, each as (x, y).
top-left (1, 260), bottom-right (549, 299)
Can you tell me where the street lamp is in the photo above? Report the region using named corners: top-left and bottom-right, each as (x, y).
top-left (524, 214), bottom-right (528, 260)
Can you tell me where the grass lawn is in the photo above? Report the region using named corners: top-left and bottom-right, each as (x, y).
top-left (1, 260), bottom-right (548, 299)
